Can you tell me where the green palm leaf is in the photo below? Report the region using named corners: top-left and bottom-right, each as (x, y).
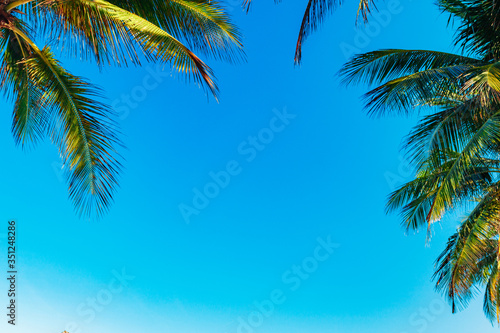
top-left (12, 25), bottom-right (123, 217)
top-left (434, 189), bottom-right (500, 314)
top-left (38, 0), bottom-right (220, 96)
top-left (106, 0), bottom-right (243, 61)
top-left (339, 49), bottom-right (480, 86)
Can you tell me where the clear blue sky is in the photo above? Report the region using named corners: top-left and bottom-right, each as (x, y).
top-left (0, 1), bottom-right (498, 333)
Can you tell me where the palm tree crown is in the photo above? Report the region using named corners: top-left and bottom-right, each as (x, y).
top-left (2, 0), bottom-right (242, 217)
top-left (341, 0), bottom-right (500, 323)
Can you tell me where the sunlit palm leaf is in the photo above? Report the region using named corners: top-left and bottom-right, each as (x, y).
top-left (38, 0), bottom-right (219, 96)
top-left (434, 189), bottom-right (500, 313)
top-left (12, 26), bottom-right (123, 217)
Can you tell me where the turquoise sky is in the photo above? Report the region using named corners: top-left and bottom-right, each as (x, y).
top-left (1, 1), bottom-right (499, 333)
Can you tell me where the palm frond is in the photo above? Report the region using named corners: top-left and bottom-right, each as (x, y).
top-left (11, 26), bottom-right (123, 217)
top-left (356, 0), bottom-right (376, 23)
top-left (343, 0), bottom-right (500, 322)
top-left (36, 0), bottom-right (142, 66)
top-left (422, 108), bottom-right (500, 224)
top-left (38, 0), bottom-right (219, 96)
top-left (361, 66), bottom-right (467, 116)
top-left (483, 263), bottom-right (500, 323)
top-left (386, 152), bottom-right (494, 232)
top-left (0, 26), bottom-right (47, 148)
top-left (106, 0), bottom-right (244, 61)
top-left (438, 0), bottom-right (500, 60)
top-left (295, 0), bottom-right (342, 64)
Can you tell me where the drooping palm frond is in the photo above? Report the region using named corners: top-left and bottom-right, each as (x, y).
top-left (0, 27), bottom-right (47, 148)
top-left (35, 0), bottom-right (221, 96)
top-left (11, 25), bottom-right (123, 217)
top-left (293, 0), bottom-right (342, 64)
top-left (106, 0), bottom-right (244, 61)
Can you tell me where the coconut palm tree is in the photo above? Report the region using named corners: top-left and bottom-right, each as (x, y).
top-left (1, 0), bottom-right (242, 217)
top-left (243, 0), bottom-right (375, 64)
top-left (340, 0), bottom-right (500, 323)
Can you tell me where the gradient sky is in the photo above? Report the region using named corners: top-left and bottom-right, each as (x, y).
top-left (1, 1), bottom-right (498, 333)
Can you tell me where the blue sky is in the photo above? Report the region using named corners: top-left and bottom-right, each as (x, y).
top-left (0, 1), bottom-right (498, 333)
